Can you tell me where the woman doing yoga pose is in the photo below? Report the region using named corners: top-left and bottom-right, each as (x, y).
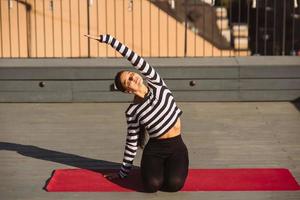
top-left (85, 34), bottom-right (189, 192)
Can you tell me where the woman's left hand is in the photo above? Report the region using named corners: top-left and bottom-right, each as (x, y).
top-left (103, 173), bottom-right (120, 180)
top-left (84, 34), bottom-right (100, 41)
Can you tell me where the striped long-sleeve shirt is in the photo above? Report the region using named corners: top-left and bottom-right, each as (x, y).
top-left (99, 34), bottom-right (182, 178)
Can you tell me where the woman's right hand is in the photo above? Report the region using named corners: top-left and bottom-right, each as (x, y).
top-left (103, 172), bottom-right (120, 180)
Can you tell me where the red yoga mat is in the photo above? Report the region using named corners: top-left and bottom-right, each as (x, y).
top-left (45, 168), bottom-right (300, 192)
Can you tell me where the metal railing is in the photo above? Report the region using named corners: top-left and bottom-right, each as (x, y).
top-left (0, 0), bottom-right (299, 58)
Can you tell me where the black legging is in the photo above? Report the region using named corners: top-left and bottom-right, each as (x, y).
top-left (140, 135), bottom-right (189, 192)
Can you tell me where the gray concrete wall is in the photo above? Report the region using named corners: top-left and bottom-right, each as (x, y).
top-left (0, 57), bottom-right (300, 102)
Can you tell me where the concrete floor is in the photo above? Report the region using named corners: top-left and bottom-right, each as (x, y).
top-left (0, 102), bottom-right (300, 200)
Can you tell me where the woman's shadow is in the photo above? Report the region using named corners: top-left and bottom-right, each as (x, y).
top-left (0, 142), bottom-right (144, 192)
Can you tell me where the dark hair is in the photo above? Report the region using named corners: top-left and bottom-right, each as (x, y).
top-left (114, 71), bottom-right (127, 92)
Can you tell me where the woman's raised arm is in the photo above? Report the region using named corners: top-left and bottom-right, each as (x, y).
top-left (86, 34), bottom-right (165, 86)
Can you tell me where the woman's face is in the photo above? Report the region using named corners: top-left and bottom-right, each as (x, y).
top-left (120, 71), bottom-right (144, 93)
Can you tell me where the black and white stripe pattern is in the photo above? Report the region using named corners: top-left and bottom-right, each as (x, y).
top-left (99, 34), bottom-right (182, 178)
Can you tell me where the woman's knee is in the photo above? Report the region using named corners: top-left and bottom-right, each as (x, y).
top-left (143, 177), bottom-right (163, 193)
top-left (163, 177), bottom-right (185, 192)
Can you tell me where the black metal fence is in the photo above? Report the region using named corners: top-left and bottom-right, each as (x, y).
top-left (181, 0), bottom-right (300, 56)
top-left (0, 0), bottom-right (299, 58)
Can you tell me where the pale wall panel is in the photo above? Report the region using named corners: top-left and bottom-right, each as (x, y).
top-left (18, 1), bottom-right (28, 57)
top-left (0, 0), bottom-right (10, 57)
top-left (9, 0), bottom-right (20, 57)
top-left (133, 0), bottom-right (142, 56)
top-left (70, 0), bottom-right (80, 57)
top-left (141, 0), bottom-right (150, 56)
top-left (176, 21), bottom-right (184, 57)
top-left (79, 0), bottom-right (88, 57)
top-left (61, 0), bottom-right (71, 57)
top-left (0, 1), bottom-right (2, 57)
top-left (204, 40), bottom-right (213, 57)
top-left (213, 47), bottom-right (222, 57)
top-left (186, 29), bottom-right (196, 57)
top-left (150, 3), bottom-right (159, 57)
top-left (106, 0), bottom-right (116, 57)
top-left (35, 0), bottom-right (45, 57)
top-left (28, 0), bottom-right (37, 57)
top-left (195, 32), bottom-right (204, 57)
top-left (115, 0), bottom-right (125, 58)
top-left (221, 50), bottom-right (231, 57)
top-left (89, 0), bottom-right (99, 57)
top-left (44, 0), bottom-right (54, 57)
top-left (168, 15), bottom-right (177, 57)
top-left (97, 0), bottom-right (108, 57)
top-left (213, 45), bottom-right (222, 57)
top-left (123, 0), bottom-right (133, 54)
top-left (159, 9), bottom-right (168, 57)
top-left (53, 0), bottom-right (63, 57)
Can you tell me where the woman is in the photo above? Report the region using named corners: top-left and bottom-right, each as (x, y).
top-left (85, 34), bottom-right (189, 192)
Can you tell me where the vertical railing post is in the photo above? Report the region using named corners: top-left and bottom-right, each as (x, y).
top-left (211, 2), bottom-right (214, 56)
top-left (0, 1), bottom-right (2, 58)
top-left (193, 0), bottom-right (196, 57)
top-left (255, 0), bottom-right (259, 55)
top-left (229, 0), bottom-right (232, 56)
top-left (69, 0), bottom-right (72, 57)
top-left (17, 0), bottom-right (20, 58)
top-left (238, 0), bottom-right (241, 56)
top-left (87, 0), bottom-right (91, 57)
top-left (8, 0), bottom-right (12, 57)
top-left (51, 0), bottom-right (55, 57)
top-left (291, 0), bottom-right (296, 55)
top-left (43, 0), bottom-right (46, 57)
top-left (203, 1), bottom-right (206, 57)
top-left (282, 0), bottom-right (286, 55)
top-left (247, 0), bottom-right (251, 56)
top-left (273, 0), bottom-right (277, 55)
top-left (264, 0), bottom-right (268, 55)
top-left (78, 0), bottom-right (81, 57)
top-left (184, 0), bottom-right (187, 57)
top-left (34, 0), bottom-right (37, 57)
top-left (60, 0), bottom-right (64, 57)
top-left (220, 2), bottom-right (222, 57)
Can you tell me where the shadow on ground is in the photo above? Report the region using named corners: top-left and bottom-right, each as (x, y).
top-left (0, 142), bottom-right (144, 192)
top-left (291, 97), bottom-right (300, 112)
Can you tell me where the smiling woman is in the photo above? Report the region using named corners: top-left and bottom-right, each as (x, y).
top-left (85, 34), bottom-right (189, 193)
top-left (114, 70), bottom-right (147, 96)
